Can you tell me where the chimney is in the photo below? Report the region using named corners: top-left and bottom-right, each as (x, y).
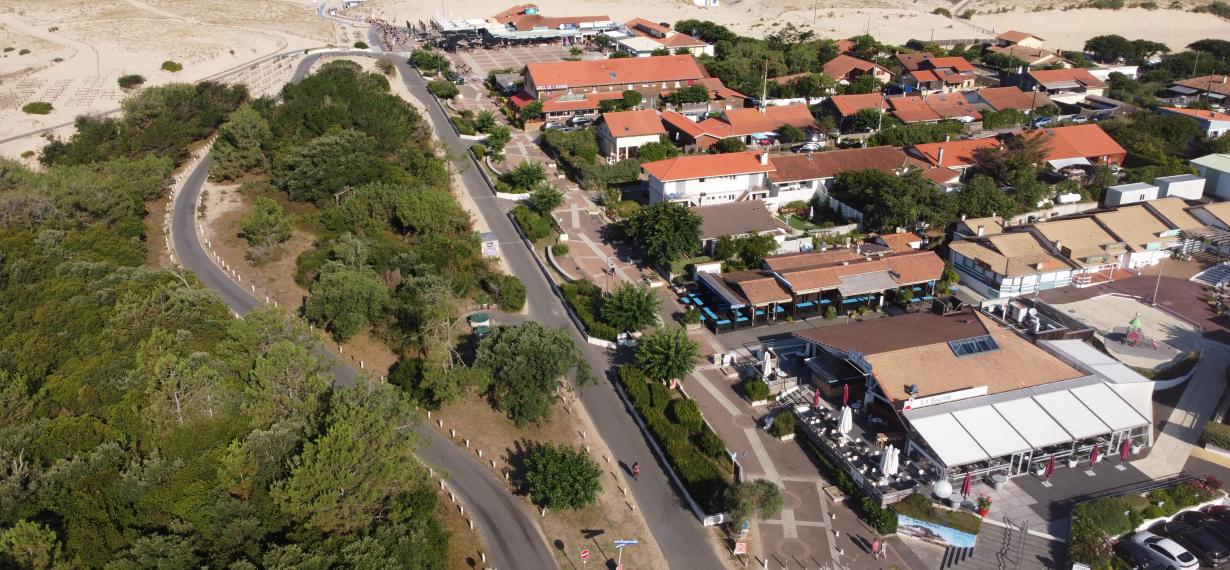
top-left (976, 225), bottom-right (985, 237)
top-left (937, 146), bottom-right (945, 166)
top-left (759, 152), bottom-right (768, 166)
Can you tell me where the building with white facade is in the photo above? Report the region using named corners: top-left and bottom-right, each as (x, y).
top-left (643, 151), bottom-right (775, 206)
top-left (595, 109), bottom-right (666, 159)
top-left (1103, 182), bottom-right (1159, 207)
top-left (949, 232), bottom-right (1076, 298)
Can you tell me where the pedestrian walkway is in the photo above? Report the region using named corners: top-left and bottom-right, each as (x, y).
top-left (1136, 341), bottom-right (1230, 478)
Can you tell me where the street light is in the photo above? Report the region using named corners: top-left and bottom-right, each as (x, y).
top-left (1151, 255), bottom-right (1166, 306)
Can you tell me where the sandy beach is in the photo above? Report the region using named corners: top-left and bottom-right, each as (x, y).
top-left (363, 0), bottom-right (1225, 52)
top-left (0, 0), bottom-right (333, 161)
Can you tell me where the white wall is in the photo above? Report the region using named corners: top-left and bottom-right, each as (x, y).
top-left (1104, 186), bottom-right (1158, 206)
top-left (1123, 249), bottom-right (1169, 270)
top-left (1157, 177), bottom-right (1205, 200)
top-left (648, 173), bottom-right (766, 206)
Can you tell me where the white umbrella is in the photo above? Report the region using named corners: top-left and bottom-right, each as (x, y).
top-left (887, 446), bottom-right (901, 476)
top-left (837, 406), bottom-right (853, 443)
top-left (879, 444), bottom-right (893, 474)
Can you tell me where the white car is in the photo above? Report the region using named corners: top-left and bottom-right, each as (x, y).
top-left (1131, 531), bottom-right (1199, 570)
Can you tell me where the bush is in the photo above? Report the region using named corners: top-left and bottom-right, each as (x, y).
top-left (1203, 421), bottom-right (1230, 450)
top-left (618, 366), bottom-right (733, 512)
top-left (770, 411), bottom-right (796, 438)
top-left (18, 48), bottom-right (30, 55)
top-left (511, 205), bottom-right (553, 242)
top-left (743, 379), bottom-right (770, 402)
top-left (160, 60), bottom-right (183, 72)
top-left (21, 101), bottom-right (52, 114)
top-left (374, 58), bottom-right (395, 76)
top-left (451, 116), bottom-right (476, 135)
top-left (1069, 479), bottom-right (1221, 566)
top-left (470, 143), bottom-right (486, 158)
top-left (428, 79), bottom-right (460, 100)
top-left (958, 9), bottom-right (975, 18)
top-left (681, 306), bottom-right (700, 325)
top-left (551, 242), bottom-right (569, 256)
top-left (117, 74), bottom-right (145, 89)
top-left (560, 280), bottom-right (618, 341)
top-left (697, 429), bottom-right (726, 457)
top-left (482, 274), bottom-right (526, 312)
top-left (410, 49), bottom-right (451, 75)
top-left (932, 7), bottom-right (952, 16)
top-left (862, 497), bottom-right (899, 534)
top-left (523, 443), bottom-right (602, 510)
top-left (894, 493), bottom-right (982, 535)
top-left (670, 398), bottom-right (704, 432)
top-left (353, 41), bottom-right (369, 49)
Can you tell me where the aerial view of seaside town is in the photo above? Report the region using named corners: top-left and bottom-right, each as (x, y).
top-left (1, 0), bottom-right (1229, 568)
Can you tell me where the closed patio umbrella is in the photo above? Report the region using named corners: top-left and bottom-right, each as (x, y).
top-left (813, 387), bottom-right (821, 410)
top-left (879, 444), bottom-right (892, 474)
top-left (842, 384), bottom-right (849, 406)
top-left (1090, 444), bottom-right (1100, 466)
top-left (837, 406), bottom-right (853, 442)
top-left (1045, 455), bottom-right (1055, 480)
top-left (961, 470), bottom-right (972, 497)
top-left (1120, 438), bottom-right (1131, 462)
top-left (886, 445), bottom-right (900, 476)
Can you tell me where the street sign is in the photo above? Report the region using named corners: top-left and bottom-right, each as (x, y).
top-left (613, 540), bottom-right (639, 548)
top-left (734, 542), bottom-right (748, 555)
top-left (579, 549), bottom-right (590, 561)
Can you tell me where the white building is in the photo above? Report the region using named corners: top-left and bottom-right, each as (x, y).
top-left (595, 109), bottom-right (666, 160)
top-left (1092, 205), bottom-right (1181, 270)
top-left (1103, 182), bottom-right (1159, 207)
top-left (1192, 154), bottom-right (1230, 200)
top-left (1154, 174), bottom-right (1205, 200)
top-left (642, 151), bottom-right (775, 207)
top-left (948, 232), bottom-right (1076, 299)
top-left (1159, 107), bottom-right (1230, 138)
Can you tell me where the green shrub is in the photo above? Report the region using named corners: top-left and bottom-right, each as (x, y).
top-left (824, 306), bottom-right (836, 320)
top-left (861, 497), bottom-right (898, 534)
top-left (618, 366), bottom-right (733, 512)
top-left (560, 280), bottom-right (618, 341)
top-left (743, 379), bottom-right (770, 402)
top-left (511, 205), bottom-right (553, 242)
top-left (18, 48), bottom-right (30, 55)
top-left (648, 381), bottom-right (671, 410)
top-left (483, 274), bottom-right (526, 312)
top-left (160, 60), bottom-right (182, 72)
top-left (450, 116), bottom-right (475, 135)
top-left (428, 79), bottom-right (460, 100)
top-left (353, 41), bottom-right (369, 49)
top-left (697, 429), bottom-right (726, 457)
top-left (670, 398), bottom-right (704, 432)
top-left (21, 101), bottom-right (52, 114)
top-left (1203, 422), bottom-right (1230, 450)
top-left (770, 411), bottom-right (796, 438)
top-left (551, 242), bottom-right (569, 256)
top-left (682, 306), bottom-right (700, 325)
top-left (895, 493), bottom-right (983, 535)
top-left (470, 143), bottom-right (486, 158)
top-left (117, 74), bottom-right (145, 89)
top-left (932, 7), bottom-right (952, 16)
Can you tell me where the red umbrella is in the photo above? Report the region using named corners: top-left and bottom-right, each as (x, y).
top-left (1045, 455), bottom-right (1056, 480)
top-left (1120, 438), bottom-right (1131, 462)
top-left (812, 387), bottom-right (821, 409)
top-left (1090, 444), bottom-right (1100, 466)
top-left (961, 471), bottom-right (972, 497)
top-left (842, 384), bottom-right (849, 406)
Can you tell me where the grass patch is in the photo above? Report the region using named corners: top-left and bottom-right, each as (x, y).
top-left (780, 213), bottom-right (820, 231)
top-left (668, 255), bottom-right (713, 278)
top-left (894, 493), bottom-right (982, 535)
top-left (21, 101), bottom-right (52, 114)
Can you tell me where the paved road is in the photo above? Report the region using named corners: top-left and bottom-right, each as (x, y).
top-left (363, 54), bottom-right (727, 569)
top-left (169, 121), bottom-right (555, 570)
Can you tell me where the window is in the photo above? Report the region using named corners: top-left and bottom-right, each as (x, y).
top-left (948, 335), bottom-right (1000, 357)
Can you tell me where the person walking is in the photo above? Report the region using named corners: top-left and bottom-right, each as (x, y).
top-left (871, 537), bottom-right (884, 559)
top-left (632, 462), bottom-right (640, 481)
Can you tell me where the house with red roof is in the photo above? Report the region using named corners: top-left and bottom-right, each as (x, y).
top-left (1006, 68), bottom-right (1106, 105)
top-left (643, 151), bottom-right (776, 207)
top-left (968, 86), bottom-right (1052, 113)
top-left (659, 104), bottom-right (816, 150)
top-left (821, 54), bottom-right (893, 84)
top-left (766, 145), bottom-right (932, 206)
top-left (596, 109), bottom-right (667, 159)
top-left (1024, 124), bottom-right (1127, 167)
top-left (887, 94), bottom-right (982, 124)
top-left (1159, 107), bottom-right (1230, 138)
top-left (826, 93), bottom-right (886, 130)
top-left (522, 55), bottom-right (707, 100)
top-left (907, 138), bottom-right (1001, 176)
top-left (994, 30), bottom-right (1045, 49)
top-left (896, 53), bottom-right (978, 94)
top-left (619, 18), bottom-right (714, 57)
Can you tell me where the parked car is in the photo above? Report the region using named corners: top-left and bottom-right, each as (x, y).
top-left (567, 115), bottom-right (593, 127)
top-left (1030, 115), bottom-right (1055, 128)
top-left (1119, 538), bottom-right (1165, 569)
top-left (1131, 531), bottom-right (1200, 570)
top-left (1179, 512), bottom-right (1230, 549)
top-left (1068, 114), bottom-right (1090, 124)
top-left (542, 121), bottom-right (565, 131)
top-left (1160, 521), bottom-right (1230, 567)
top-left (755, 137), bottom-right (775, 146)
top-left (835, 138), bottom-right (863, 149)
top-left (1092, 111), bottom-right (1114, 121)
top-left (792, 142), bottom-right (823, 153)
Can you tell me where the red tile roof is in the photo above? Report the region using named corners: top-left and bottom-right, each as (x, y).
top-left (987, 44), bottom-right (1060, 66)
top-left (642, 151), bottom-right (773, 182)
top-left (601, 109), bottom-right (666, 138)
top-left (1174, 75), bottom-right (1230, 98)
top-left (888, 94), bottom-right (982, 123)
top-left (625, 17), bottom-right (669, 35)
top-left (997, 30), bottom-right (1044, 43)
top-left (779, 250), bottom-right (945, 293)
top-left (898, 53), bottom-right (974, 74)
top-left (829, 93), bottom-right (885, 118)
top-left (510, 90), bottom-right (535, 109)
top-left (1160, 106), bottom-right (1230, 122)
top-left (822, 54), bottom-right (890, 81)
top-left (835, 39), bottom-right (856, 53)
top-left (921, 166), bottom-right (961, 185)
top-left (769, 72), bottom-right (811, 85)
top-left (495, 4), bottom-right (610, 31)
top-left (767, 146), bottom-right (917, 183)
top-left (697, 77), bottom-right (748, 100)
top-left (909, 138), bottom-right (1001, 168)
top-left (876, 232), bottom-right (922, 253)
top-left (1024, 124), bottom-right (1126, 162)
top-left (722, 104), bottom-right (815, 135)
top-left (1028, 68), bottom-right (1106, 89)
top-left (526, 55), bottom-right (706, 92)
top-left (974, 86), bottom-right (1052, 111)
top-left (541, 91), bottom-right (624, 113)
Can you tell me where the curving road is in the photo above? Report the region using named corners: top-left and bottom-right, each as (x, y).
top-left (170, 143), bottom-right (555, 570)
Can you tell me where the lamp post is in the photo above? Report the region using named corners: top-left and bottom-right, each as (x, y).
top-left (1151, 254), bottom-right (1165, 306)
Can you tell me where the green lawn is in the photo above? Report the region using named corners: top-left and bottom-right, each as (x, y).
top-left (781, 214), bottom-right (819, 231)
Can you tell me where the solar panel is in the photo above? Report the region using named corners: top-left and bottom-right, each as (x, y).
top-left (948, 335), bottom-right (1000, 358)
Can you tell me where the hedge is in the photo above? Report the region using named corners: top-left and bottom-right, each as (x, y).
top-left (1203, 421), bottom-right (1230, 450)
top-left (743, 379), bottom-right (770, 402)
top-left (1069, 477), bottom-right (1222, 568)
top-left (770, 411), bottom-right (796, 438)
top-left (511, 205), bottom-right (553, 242)
top-left (619, 366), bottom-right (733, 513)
top-left (559, 281), bottom-right (618, 341)
top-left (894, 493), bottom-right (982, 535)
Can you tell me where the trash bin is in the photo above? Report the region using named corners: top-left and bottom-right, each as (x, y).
top-left (990, 473), bottom-right (1007, 491)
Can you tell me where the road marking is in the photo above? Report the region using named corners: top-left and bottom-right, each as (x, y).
top-left (691, 372), bottom-right (742, 417)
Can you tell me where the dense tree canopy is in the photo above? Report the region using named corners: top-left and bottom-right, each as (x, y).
top-left (475, 322), bottom-right (591, 426)
top-left (635, 326), bottom-right (700, 381)
top-left (600, 283), bottom-right (660, 333)
top-left (624, 202), bottom-right (702, 267)
top-left (522, 443), bottom-right (602, 510)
